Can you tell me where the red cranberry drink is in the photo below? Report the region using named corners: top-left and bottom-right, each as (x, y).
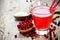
top-left (31, 6), bottom-right (53, 30)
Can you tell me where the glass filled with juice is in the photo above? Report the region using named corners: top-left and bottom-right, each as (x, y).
top-left (31, 6), bottom-right (53, 35)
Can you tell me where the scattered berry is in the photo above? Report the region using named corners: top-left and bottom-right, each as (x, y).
top-left (53, 26), bottom-right (56, 31)
top-left (57, 21), bottom-right (60, 26)
top-left (14, 35), bottom-right (17, 38)
top-left (50, 36), bottom-right (52, 40)
top-left (52, 21), bottom-right (57, 25)
top-left (53, 32), bottom-right (56, 38)
top-left (44, 34), bottom-right (48, 38)
top-left (51, 25), bottom-right (53, 27)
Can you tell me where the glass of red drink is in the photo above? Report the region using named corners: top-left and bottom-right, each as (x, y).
top-left (31, 6), bottom-right (53, 35)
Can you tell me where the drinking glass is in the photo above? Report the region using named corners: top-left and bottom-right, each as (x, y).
top-left (31, 6), bottom-right (53, 35)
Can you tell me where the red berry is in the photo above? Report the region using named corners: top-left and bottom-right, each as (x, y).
top-left (17, 25), bottom-right (20, 28)
top-left (49, 28), bottom-right (53, 32)
top-left (21, 27), bottom-right (24, 30)
top-left (52, 21), bottom-right (57, 25)
top-left (14, 35), bottom-right (17, 38)
top-left (53, 32), bottom-right (56, 37)
top-left (57, 21), bottom-right (60, 26)
top-left (24, 22), bottom-right (27, 25)
top-left (53, 26), bottom-right (56, 31)
top-left (51, 25), bottom-right (53, 27)
top-left (26, 34), bottom-right (29, 37)
top-left (28, 20), bottom-right (32, 23)
top-left (29, 23), bottom-right (33, 27)
top-left (49, 28), bottom-right (51, 30)
top-left (18, 22), bottom-right (21, 25)
top-left (49, 31), bottom-right (52, 36)
top-left (50, 36), bottom-right (52, 40)
top-left (31, 37), bottom-right (35, 40)
top-left (51, 28), bottom-right (54, 31)
top-left (44, 34), bottom-right (48, 38)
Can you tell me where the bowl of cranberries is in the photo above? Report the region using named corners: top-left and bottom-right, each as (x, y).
top-left (17, 19), bottom-right (34, 32)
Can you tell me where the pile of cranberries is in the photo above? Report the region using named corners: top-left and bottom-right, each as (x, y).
top-left (17, 19), bottom-right (33, 30)
top-left (17, 19), bottom-right (38, 38)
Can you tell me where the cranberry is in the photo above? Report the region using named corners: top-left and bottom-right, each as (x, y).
top-left (44, 34), bottom-right (48, 38)
top-left (49, 31), bottom-right (52, 36)
top-left (51, 25), bottom-right (53, 27)
top-left (28, 20), bottom-right (32, 23)
top-left (18, 22), bottom-right (21, 25)
top-left (50, 36), bottom-right (52, 40)
top-left (31, 37), bottom-right (35, 40)
top-left (52, 21), bottom-right (57, 25)
top-left (17, 25), bottom-right (20, 28)
top-left (26, 21), bottom-right (29, 24)
top-left (29, 23), bottom-right (33, 27)
top-left (51, 28), bottom-right (54, 31)
top-left (26, 34), bottom-right (29, 37)
top-left (53, 26), bottom-right (56, 31)
top-left (24, 22), bottom-right (27, 25)
top-left (57, 21), bottom-right (60, 26)
top-left (49, 28), bottom-right (53, 32)
top-left (17, 24), bottom-right (19, 27)
top-left (49, 28), bottom-right (51, 30)
top-left (14, 35), bottom-right (17, 38)
top-left (53, 32), bottom-right (56, 37)
top-left (29, 32), bottom-right (33, 37)
top-left (32, 33), bottom-right (36, 37)
top-left (20, 26), bottom-right (24, 30)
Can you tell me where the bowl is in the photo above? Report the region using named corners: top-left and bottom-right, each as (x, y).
top-left (53, 10), bottom-right (60, 19)
top-left (18, 27), bottom-right (33, 32)
top-left (14, 12), bottom-right (32, 21)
